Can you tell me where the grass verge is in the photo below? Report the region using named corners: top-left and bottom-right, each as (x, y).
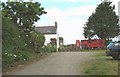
top-left (80, 49), bottom-right (106, 52)
top-left (81, 51), bottom-right (118, 75)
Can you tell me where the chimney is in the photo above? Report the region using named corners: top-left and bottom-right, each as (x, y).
top-left (29, 0), bottom-right (33, 2)
top-left (101, 0), bottom-right (111, 2)
top-left (55, 21), bottom-right (57, 29)
top-left (19, 0), bottom-right (23, 2)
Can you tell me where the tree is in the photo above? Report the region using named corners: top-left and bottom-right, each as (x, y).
top-left (30, 31), bottom-right (45, 52)
top-left (83, 1), bottom-right (119, 40)
top-left (2, 2), bottom-right (47, 32)
top-left (2, 2), bottom-right (46, 52)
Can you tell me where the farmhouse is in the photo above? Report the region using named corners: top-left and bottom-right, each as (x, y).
top-left (35, 22), bottom-right (57, 45)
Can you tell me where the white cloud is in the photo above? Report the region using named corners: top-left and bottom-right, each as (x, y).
top-left (1, 0), bottom-right (119, 45)
top-left (37, 0), bottom-right (99, 3)
top-left (111, 0), bottom-right (120, 15)
top-left (35, 0), bottom-right (120, 44)
top-left (64, 5), bottom-right (96, 17)
top-left (35, 4), bottom-right (97, 44)
top-left (46, 7), bottom-right (66, 23)
top-left (59, 0), bottom-right (98, 2)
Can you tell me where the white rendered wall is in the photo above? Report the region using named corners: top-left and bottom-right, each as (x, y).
top-left (44, 35), bottom-right (57, 45)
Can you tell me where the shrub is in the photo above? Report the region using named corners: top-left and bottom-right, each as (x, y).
top-left (43, 46), bottom-right (57, 52)
top-left (2, 51), bottom-right (32, 67)
top-left (30, 31), bottom-right (45, 52)
top-left (2, 16), bottom-right (45, 68)
top-left (2, 17), bottom-right (32, 67)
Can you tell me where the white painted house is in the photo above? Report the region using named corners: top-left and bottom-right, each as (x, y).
top-left (35, 22), bottom-right (60, 51)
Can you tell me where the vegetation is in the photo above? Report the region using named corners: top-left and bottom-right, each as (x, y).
top-left (29, 31), bottom-right (45, 52)
top-left (44, 46), bottom-right (57, 52)
top-left (80, 49), bottom-right (106, 52)
top-left (2, 2), bottom-right (48, 69)
top-left (81, 51), bottom-right (118, 75)
top-left (83, 1), bottom-right (119, 40)
top-left (2, 17), bottom-right (31, 67)
top-left (2, 2), bottom-right (46, 33)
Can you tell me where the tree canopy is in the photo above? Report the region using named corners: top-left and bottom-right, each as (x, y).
top-left (2, 2), bottom-right (47, 32)
top-left (2, 2), bottom-right (46, 52)
top-left (83, 1), bottom-right (119, 40)
top-left (2, 2), bottom-right (47, 68)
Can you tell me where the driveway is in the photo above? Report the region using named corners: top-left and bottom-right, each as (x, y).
top-left (5, 52), bottom-right (99, 75)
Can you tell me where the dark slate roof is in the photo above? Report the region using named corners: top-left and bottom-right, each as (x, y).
top-left (35, 26), bottom-right (57, 34)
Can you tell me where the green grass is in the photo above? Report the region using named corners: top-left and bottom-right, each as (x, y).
top-left (81, 52), bottom-right (118, 75)
top-left (80, 49), bottom-right (106, 52)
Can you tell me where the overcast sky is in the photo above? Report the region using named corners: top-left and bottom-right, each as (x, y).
top-left (1, 0), bottom-right (120, 44)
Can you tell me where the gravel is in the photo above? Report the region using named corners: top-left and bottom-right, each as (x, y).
top-left (5, 52), bottom-right (100, 75)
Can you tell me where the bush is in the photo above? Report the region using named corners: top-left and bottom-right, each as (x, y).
top-left (2, 17), bottom-right (32, 68)
top-left (2, 17), bottom-right (25, 52)
top-left (30, 31), bottom-right (45, 52)
top-left (44, 46), bottom-right (57, 52)
top-left (2, 52), bottom-right (15, 67)
top-left (2, 16), bottom-right (45, 68)
top-left (2, 51), bottom-right (32, 67)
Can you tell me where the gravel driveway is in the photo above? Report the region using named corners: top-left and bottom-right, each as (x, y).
top-left (5, 52), bottom-right (99, 75)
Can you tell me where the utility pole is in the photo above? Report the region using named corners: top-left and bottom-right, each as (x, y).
top-left (118, 1), bottom-right (120, 35)
top-left (118, 1), bottom-right (120, 28)
top-left (55, 21), bottom-right (59, 52)
top-left (57, 33), bottom-right (59, 52)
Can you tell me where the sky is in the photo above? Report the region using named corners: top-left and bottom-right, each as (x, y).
top-left (34, 0), bottom-right (120, 45)
top-left (1, 0), bottom-right (120, 45)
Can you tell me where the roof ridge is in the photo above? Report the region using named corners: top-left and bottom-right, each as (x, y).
top-left (35, 26), bottom-right (55, 28)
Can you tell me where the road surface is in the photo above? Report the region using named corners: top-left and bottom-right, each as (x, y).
top-left (5, 52), bottom-right (99, 75)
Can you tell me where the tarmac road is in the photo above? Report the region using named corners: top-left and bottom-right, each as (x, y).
top-left (5, 52), bottom-right (99, 75)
